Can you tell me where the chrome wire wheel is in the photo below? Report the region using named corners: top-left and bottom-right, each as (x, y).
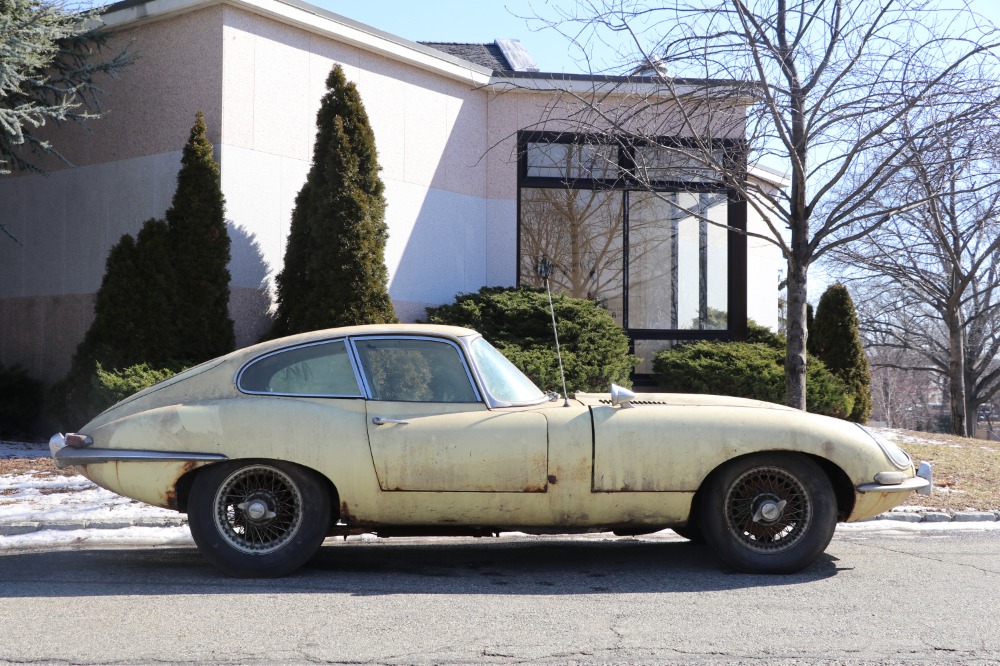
top-left (212, 465), bottom-right (304, 555)
top-left (723, 465), bottom-right (811, 554)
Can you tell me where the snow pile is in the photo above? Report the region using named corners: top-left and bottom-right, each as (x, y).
top-left (0, 471), bottom-right (179, 523)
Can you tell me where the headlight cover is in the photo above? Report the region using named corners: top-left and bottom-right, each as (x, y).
top-left (858, 425), bottom-right (913, 470)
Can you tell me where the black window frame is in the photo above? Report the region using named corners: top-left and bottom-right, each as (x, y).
top-left (516, 131), bottom-right (748, 382)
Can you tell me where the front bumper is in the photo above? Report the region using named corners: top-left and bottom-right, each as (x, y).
top-left (847, 461), bottom-right (933, 522)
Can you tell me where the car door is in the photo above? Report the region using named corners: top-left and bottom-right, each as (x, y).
top-left (353, 335), bottom-right (550, 492)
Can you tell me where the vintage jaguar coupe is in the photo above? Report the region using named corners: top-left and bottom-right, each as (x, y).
top-left (50, 324), bottom-right (931, 577)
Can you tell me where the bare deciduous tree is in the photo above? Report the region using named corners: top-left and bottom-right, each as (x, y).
top-left (831, 114), bottom-right (1000, 435)
top-left (515, 0), bottom-right (1000, 409)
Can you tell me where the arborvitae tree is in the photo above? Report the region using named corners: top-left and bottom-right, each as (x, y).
top-left (166, 111), bottom-right (235, 359)
top-left (272, 65), bottom-right (396, 336)
top-left (54, 114), bottom-right (233, 426)
top-left (74, 220), bottom-right (179, 370)
top-left (58, 219), bottom-right (179, 425)
top-left (810, 283), bottom-right (872, 423)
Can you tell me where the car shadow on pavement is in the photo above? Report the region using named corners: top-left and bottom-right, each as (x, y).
top-left (0, 538), bottom-right (844, 598)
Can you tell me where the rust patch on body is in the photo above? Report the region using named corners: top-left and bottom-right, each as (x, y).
top-left (523, 484), bottom-right (548, 493)
top-left (165, 488), bottom-right (179, 511)
top-left (339, 500), bottom-right (354, 523)
top-left (547, 474), bottom-right (558, 485)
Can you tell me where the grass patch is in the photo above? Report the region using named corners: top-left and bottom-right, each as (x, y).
top-left (885, 429), bottom-right (1000, 513)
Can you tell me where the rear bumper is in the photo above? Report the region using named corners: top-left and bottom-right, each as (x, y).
top-left (49, 433), bottom-right (228, 468)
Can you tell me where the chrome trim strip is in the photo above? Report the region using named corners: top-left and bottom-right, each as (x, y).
top-left (856, 477), bottom-right (930, 494)
top-left (53, 447), bottom-right (228, 469)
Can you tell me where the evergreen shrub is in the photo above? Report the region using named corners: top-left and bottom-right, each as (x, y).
top-left (51, 113), bottom-right (234, 429)
top-left (91, 363), bottom-right (181, 408)
top-left (272, 65), bottom-right (396, 336)
top-left (422, 286), bottom-right (637, 394)
top-left (652, 332), bottom-right (854, 419)
top-left (809, 283), bottom-right (872, 422)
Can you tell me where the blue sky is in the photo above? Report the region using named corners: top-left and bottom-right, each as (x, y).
top-left (314, 1), bottom-right (1000, 75)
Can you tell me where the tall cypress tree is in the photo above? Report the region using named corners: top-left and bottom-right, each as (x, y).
top-left (272, 65), bottom-right (397, 336)
top-left (56, 114), bottom-right (234, 426)
top-left (166, 111), bottom-right (235, 359)
top-left (810, 283), bottom-right (872, 423)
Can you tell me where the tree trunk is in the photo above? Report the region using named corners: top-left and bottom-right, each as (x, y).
top-left (785, 259), bottom-right (808, 410)
top-left (964, 363), bottom-right (978, 437)
top-left (947, 309), bottom-right (968, 436)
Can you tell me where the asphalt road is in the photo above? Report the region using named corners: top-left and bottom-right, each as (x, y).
top-left (1, 530), bottom-right (999, 665)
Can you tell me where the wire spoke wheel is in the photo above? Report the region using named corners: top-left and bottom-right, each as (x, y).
top-left (724, 466), bottom-right (810, 554)
top-left (702, 453), bottom-right (837, 574)
top-left (213, 465), bottom-right (304, 554)
top-left (189, 460), bottom-right (332, 577)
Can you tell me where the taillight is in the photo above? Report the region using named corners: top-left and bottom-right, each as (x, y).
top-left (65, 433), bottom-right (94, 448)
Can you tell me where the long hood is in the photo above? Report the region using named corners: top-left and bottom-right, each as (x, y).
top-left (573, 391), bottom-right (799, 411)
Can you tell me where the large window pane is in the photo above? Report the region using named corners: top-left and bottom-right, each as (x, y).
top-left (628, 192), bottom-right (681, 329)
top-left (519, 188), bottom-right (624, 324)
top-left (526, 142), bottom-right (618, 180)
top-left (628, 191), bottom-right (728, 332)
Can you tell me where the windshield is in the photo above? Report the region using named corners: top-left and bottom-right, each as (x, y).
top-left (469, 337), bottom-right (546, 405)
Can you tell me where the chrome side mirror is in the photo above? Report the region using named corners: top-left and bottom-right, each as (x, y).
top-left (610, 384), bottom-right (635, 409)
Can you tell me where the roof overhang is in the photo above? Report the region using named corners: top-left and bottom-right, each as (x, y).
top-left (98, 0), bottom-right (495, 85)
top-left (487, 71), bottom-right (755, 104)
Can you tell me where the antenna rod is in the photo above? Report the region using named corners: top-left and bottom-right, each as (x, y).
top-left (537, 257), bottom-right (570, 407)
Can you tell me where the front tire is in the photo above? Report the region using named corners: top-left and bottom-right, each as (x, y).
top-left (188, 461), bottom-right (331, 577)
top-left (701, 453), bottom-right (837, 574)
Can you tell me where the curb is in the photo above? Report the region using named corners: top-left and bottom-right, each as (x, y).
top-left (2, 512), bottom-right (999, 538)
top-left (0, 516), bottom-right (188, 537)
top-left (870, 510), bottom-right (1000, 524)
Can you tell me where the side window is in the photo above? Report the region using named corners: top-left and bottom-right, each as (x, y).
top-left (239, 340), bottom-right (362, 396)
top-left (354, 338), bottom-right (479, 403)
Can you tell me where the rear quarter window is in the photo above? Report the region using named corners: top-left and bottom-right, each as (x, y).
top-left (239, 340), bottom-right (362, 396)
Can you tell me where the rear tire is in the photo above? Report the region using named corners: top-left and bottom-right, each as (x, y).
top-left (701, 453), bottom-right (836, 574)
top-left (188, 461), bottom-right (331, 577)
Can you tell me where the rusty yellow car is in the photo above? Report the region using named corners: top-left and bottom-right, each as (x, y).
top-left (50, 324), bottom-right (931, 577)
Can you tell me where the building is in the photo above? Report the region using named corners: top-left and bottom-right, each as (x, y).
top-left (0, 0), bottom-right (783, 384)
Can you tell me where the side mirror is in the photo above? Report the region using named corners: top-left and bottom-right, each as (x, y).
top-left (610, 384), bottom-right (635, 409)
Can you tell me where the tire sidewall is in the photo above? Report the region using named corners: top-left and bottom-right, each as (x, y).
top-left (187, 460), bottom-right (331, 578)
top-left (701, 453), bottom-right (837, 574)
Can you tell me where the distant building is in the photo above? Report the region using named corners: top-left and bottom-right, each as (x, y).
top-left (0, 0), bottom-right (784, 383)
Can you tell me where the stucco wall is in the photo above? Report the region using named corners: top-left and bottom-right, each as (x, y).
top-left (217, 5), bottom-right (503, 325)
top-left (0, 7), bottom-right (225, 381)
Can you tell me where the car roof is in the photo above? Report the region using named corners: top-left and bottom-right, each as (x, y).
top-left (242, 323), bottom-right (478, 357)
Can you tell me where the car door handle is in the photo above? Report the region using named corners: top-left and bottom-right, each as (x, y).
top-left (372, 417), bottom-right (409, 426)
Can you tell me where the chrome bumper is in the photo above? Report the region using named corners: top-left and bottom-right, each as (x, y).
top-left (856, 461), bottom-right (933, 496)
top-left (49, 433), bottom-right (228, 469)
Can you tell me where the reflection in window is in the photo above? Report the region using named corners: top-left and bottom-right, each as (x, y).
top-left (633, 145), bottom-right (726, 183)
top-left (526, 142), bottom-right (618, 180)
top-left (634, 339), bottom-right (684, 375)
top-left (355, 338), bottom-right (479, 403)
top-left (240, 340), bottom-right (361, 396)
top-left (628, 191), bottom-right (728, 331)
top-left (518, 188), bottom-right (624, 324)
